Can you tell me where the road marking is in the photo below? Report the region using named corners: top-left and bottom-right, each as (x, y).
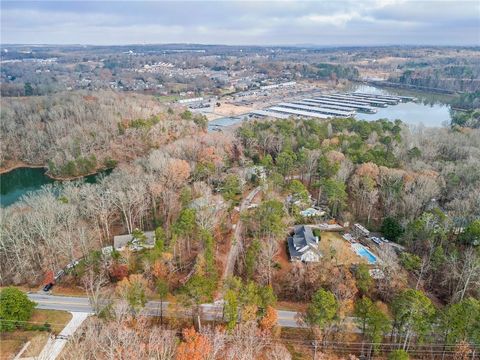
top-left (35, 300), bottom-right (90, 307)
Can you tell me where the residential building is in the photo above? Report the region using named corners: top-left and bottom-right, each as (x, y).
top-left (113, 230), bottom-right (155, 250)
top-left (287, 225), bottom-right (322, 262)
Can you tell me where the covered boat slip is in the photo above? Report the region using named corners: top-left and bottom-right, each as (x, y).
top-left (249, 109), bottom-right (291, 119)
top-left (347, 93), bottom-right (400, 105)
top-left (276, 102), bottom-right (355, 117)
top-left (294, 100), bottom-right (358, 113)
top-left (268, 106), bottom-right (330, 119)
top-left (320, 94), bottom-right (390, 107)
top-left (249, 90), bottom-right (415, 122)
top-left (351, 92), bottom-right (416, 103)
top-left (301, 98), bottom-right (377, 113)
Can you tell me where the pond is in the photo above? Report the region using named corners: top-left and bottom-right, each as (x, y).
top-left (0, 167), bottom-right (110, 207)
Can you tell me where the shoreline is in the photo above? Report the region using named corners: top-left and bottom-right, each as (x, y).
top-left (0, 163), bottom-right (110, 181)
top-left (0, 162), bottom-right (45, 175)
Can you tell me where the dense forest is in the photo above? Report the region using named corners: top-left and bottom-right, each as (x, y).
top-left (2, 115), bottom-right (478, 299)
top-left (236, 118), bottom-right (480, 303)
top-left (391, 66), bottom-right (480, 92)
top-left (1, 95), bottom-right (479, 359)
top-left (0, 91), bottom-right (207, 177)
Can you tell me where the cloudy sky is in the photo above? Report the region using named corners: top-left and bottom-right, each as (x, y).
top-left (1, 0), bottom-right (479, 46)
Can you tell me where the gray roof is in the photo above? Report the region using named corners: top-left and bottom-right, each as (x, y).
top-left (288, 225), bottom-right (320, 260)
top-left (287, 237), bottom-right (302, 259)
top-left (113, 231), bottom-right (155, 249)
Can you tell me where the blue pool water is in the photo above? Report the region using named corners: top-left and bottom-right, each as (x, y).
top-left (352, 244), bottom-right (377, 264)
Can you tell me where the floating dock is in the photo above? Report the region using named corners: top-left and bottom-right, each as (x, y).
top-left (351, 92), bottom-right (416, 103)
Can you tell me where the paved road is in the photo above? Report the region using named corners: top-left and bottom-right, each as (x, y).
top-left (28, 293), bottom-right (300, 328)
top-left (222, 186), bottom-right (261, 285)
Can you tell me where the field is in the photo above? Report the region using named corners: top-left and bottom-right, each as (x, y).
top-left (0, 309), bottom-right (72, 360)
top-left (208, 102), bottom-right (254, 118)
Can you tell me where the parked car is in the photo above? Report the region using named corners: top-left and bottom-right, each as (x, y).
top-left (54, 270), bottom-right (65, 280)
top-left (43, 283), bottom-right (53, 292)
top-left (370, 236), bottom-right (382, 245)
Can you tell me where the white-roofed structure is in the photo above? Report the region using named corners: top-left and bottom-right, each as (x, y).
top-left (250, 110), bottom-right (291, 119)
top-left (348, 93), bottom-right (399, 105)
top-left (351, 92), bottom-right (402, 103)
top-left (302, 98), bottom-right (377, 113)
top-left (294, 100), bottom-right (357, 113)
top-left (276, 102), bottom-right (355, 117)
top-left (316, 95), bottom-right (387, 108)
top-left (268, 106), bottom-right (330, 119)
top-left (323, 94), bottom-right (389, 107)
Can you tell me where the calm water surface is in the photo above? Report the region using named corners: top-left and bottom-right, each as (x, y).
top-left (0, 167), bottom-right (110, 207)
top-left (352, 85), bottom-right (452, 127)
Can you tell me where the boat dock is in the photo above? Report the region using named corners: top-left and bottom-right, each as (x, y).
top-left (302, 98), bottom-right (377, 113)
top-left (248, 90), bottom-right (415, 121)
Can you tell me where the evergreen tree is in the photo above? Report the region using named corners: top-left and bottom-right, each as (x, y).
top-left (224, 289), bottom-right (239, 331)
top-left (0, 287), bottom-right (36, 331)
top-left (304, 288), bottom-right (338, 329)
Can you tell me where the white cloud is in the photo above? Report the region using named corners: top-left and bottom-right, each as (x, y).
top-left (301, 12), bottom-right (361, 27)
top-left (1, 0), bottom-right (478, 45)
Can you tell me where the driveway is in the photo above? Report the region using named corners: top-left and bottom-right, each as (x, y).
top-left (221, 186), bottom-right (261, 284)
top-left (36, 311), bottom-right (90, 360)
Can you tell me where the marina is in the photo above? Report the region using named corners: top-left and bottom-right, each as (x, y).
top-left (207, 86), bottom-right (451, 128)
top-left (250, 88), bottom-right (414, 121)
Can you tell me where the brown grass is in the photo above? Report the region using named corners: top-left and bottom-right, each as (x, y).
top-left (0, 309), bottom-right (72, 359)
top-left (211, 102), bottom-right (253, 117)
top-left (318, 232), bottom-right (365, 266)
top-left (51, 285), bottom-right (86, 296)
top-left (277, 301), bottom-right (307, 312)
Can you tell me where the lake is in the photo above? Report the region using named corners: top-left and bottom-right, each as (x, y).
top-left (0, 167), bottom-right (110, 207)
top-left (351, 85), bottom-right (453, 127)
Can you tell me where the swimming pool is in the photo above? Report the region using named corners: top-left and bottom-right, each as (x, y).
top-left (351, 243), bottom-right (377, 264)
